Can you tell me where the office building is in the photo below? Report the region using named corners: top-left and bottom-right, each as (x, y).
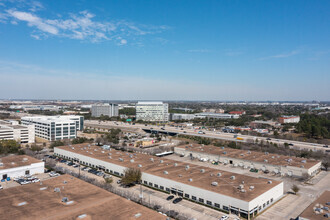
top-left (0, 174), bottom-right (166, 220)
top-left (55, 143), bottom-right (284, 219)
top-left (170, 113), bottom-right (196, 121)
top-left (0, 155), bottom-right (44, 180)
top-left (278, 116), bottom-right (300, 124)
top-left (0, 120), bottom-right (35, 143)
top-left (195, 113), bottom-right (240, 119)
top-left (136, 102), bottom-right (169, 122)
top-left (21, 116), bottom-right (84, 141)
top-left (91, 103), bottom-right (119, 117)
top-left (174, 144), bottom-right (321, 177)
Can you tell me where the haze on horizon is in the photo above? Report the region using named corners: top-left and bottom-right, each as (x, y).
top-left (0, 0), bottom-right (329, 101)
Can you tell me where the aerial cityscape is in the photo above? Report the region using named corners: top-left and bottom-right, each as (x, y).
top-left (0, 1), bottom-right (329, 220)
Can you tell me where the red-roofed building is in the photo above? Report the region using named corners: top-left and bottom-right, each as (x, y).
top-left (229, 111), bottom-right (246, 115)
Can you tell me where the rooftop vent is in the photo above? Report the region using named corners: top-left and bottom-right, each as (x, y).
top-left (211, 181), bottom-right (218, 186)
top-left (23, 158), bottom-right (28, 161)
top-left (18, 201), bottom-right (27, 206)
top-left (268, 180), bottom-right (272, 184)
top-left (174, 163), bottom-right (178, 167)
top-left (130, 159), bottom-right (135, 163)
top-left (271, 156), bottom-right (275, 159)
top-left (250, 186), bottom-right (255, 190)
top-left (217, 172), bottom-right (222, 177)
top-left (300, 165), bottom-right (304, 168)
top-left (240, 154), bottom-right (244, 156)
top-left (62, 197), bottom-right (69, 203)
top-left (200, 169), bottom-right (205, 173)
top-left (54, 188), bottom-right (60, 192)
top-left (160, 160), bottom-right (164, 163)
top-left (301, 160), bottom-right (306, 163)
top-left (119, 158), bottom-right (124, 162)
top-left (230, 176), bottom-right (236, 180)
top-left (265, 152), bottom-right (269, 155)
top-left (178, 174), bottom-right (182, 177)
top-left (134, 213), bottom-right (142, 218)
top-left (247, 151), bottom-right (251, 154)
top-left (221, 147), bottom-right (225, 149)
top-left (185, 165), bottom-right (190, 170)
top-left (150, 158), bottom-right (154, 162)
top-left (138, 164), bottom-right (142, 168)
top-left (223, 152), bottom-right (227, 154)
top-left (188, 178), bottom-right (193, 182)
top-left (238, 184), bottom-right (244, 189)
top-left (163, 171), bottom-right (168, 175)
top-left (108, 156), bottom-right (112, 159)
top-left (108, 153), bottom-right (112, 155)
top-left (241, 189), bottom-right (246, 193)
top-left (78, 214), bottom-right (87, 219)
top-left (101, 151), bottom-right (105, 153)
top-left (264, 159), bottom-right (268, 162)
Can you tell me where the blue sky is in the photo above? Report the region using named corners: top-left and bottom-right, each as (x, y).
top-left (0, 0), bottom-right (329, 101)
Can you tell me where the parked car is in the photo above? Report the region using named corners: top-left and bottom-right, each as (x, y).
top-left (220, 215), bottom-right (229, 220)
top-left (264, 170), bottom-right (270, 174)
top-left (250, 168), bottom-right (258, 173)
top-left (288, 143), bottom-right (294, 146)
top-left (73, 164), bottom-right (79, 168)
top-left (323, 145), bottom-right (329, 148)
top-left (0, 184), bottom-right (3, 190)
top-left (172, 197), bottom-right (182, 204)
top-left (49, 172), bottom-right (60, 177)
top-left (166, 195), bottom-right (174, 201)
top-left (117, 180), bottom-right (121, 184)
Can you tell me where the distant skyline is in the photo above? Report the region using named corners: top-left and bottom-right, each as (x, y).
top-left (0, 0), bottom-right (329, 101)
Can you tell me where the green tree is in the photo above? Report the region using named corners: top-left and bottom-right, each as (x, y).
top-left (291, 185), bottom-right (300, 195)
top-left (121, 168), bottom-right (142, 186)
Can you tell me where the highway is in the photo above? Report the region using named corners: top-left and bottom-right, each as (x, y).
top-left (85, 120), bottom-right (329, 153)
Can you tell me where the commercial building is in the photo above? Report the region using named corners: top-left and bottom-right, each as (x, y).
top-left (174, 144), bottom-right (321, 177)
top-left (21, 116), bottom-right (84, 141)
top-left (297, 190), bottom-right (330, 220)
top-left (91, 103), bottom-right (119, 117)
top-left (55, 143), bottom-right (284, 219)
top-left (249, 120), bottom-right (281, 128)
top-left (278, 116), bottom-right (300, 124)
top-left (229, 111), bottom-right (246, 115)
top-left (170, 113), bottom-right (196, 121)
top-left (195, 113), bottom-right (240, 119)
top-left (0, 155), bottom-right (44, 180)
top-left (0, 120), bottom-right (35, 143)
top-left (136, 102), bottom-right (169, 122)
top-left (0, 174), bottom-right (166, 220)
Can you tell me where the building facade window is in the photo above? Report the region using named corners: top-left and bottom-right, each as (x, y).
top-left (184, 194), bottom-right (189, 198)
top-left (207, 200), bottom-right (212, 206)
top-left (214, 203), bottom-right (220, 208)
top-left (192, 196), bottom-right (197, 201)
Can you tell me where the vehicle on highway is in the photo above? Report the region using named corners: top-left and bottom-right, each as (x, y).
top-left (288, 143), bottom-right (294, 146)
top-left (266, 138), bottom-right (271, 140)
top-left (198, 131), bottom-right (203, 134)
top-left (172, 197), bottom-right (182, 204)
top-left (166, 195), bottom-right (174, 201)
top-left (323, 145), bottom-right (329, 148)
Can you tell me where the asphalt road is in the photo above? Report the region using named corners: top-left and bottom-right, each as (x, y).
top-left (85, 120), bottom-right (329, 153)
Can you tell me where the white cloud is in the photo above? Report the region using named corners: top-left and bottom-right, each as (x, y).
top-left (187, 49), bottom-right (211, 53)
top-left (3, 4), bottom-right (169, 44)
top-left (260, 50), bottom-right (301, 60)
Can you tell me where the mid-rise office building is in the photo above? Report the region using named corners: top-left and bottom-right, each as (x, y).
top-left (91, 103), bottom-right (119, 117)
top-left (0, 120), bottom-right (35, 143)
top-left (136, 102), bottom-right (169, 122)
top-left (170, 113), bottom-right (196, 121)
top-left (21, 116), bottom-right (84, 141)
top-left (278, 116), bottom-right (300, 124)
top-left (195, 113), bottom-right (240, 119)
top-left (55, 143), bottom-right (284, 219)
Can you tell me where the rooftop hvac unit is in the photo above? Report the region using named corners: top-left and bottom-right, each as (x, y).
top-left (185, 165), bottom-right (190, 170)
top-left (71, 147), bottom-right (75, 150)
top-left (0, 163), bottom-right (3, 167)
top-left (240, 154), bottom-right (244, 156)
top-left (221, 147), bottom-right (225, 149)
top-left (119, 158), bottom-right (124, 162)
top-left (178, 174), bottom-right (182, 177)
top-left (238, 184), bottom-right (244, 189)
top-left (247, 151), bottom-right (251, 154)
top-left (108, 156), bottom-right (112, 159)
top-left (62, 197), bottom-right (69, 202)
top-left (211, 182), bottom-right (218, 186)
top-left (230, 176), bottom-right (236, 180)
top-left (200, 169), bottom-right (205, 173)
top-left (223, 152), bottom-right (227, 154)
top-left (138, 164), bottom-right (142, 168)
top-left (265, 152), bottom-right (269, 155)
top-left (300, 165), bottom-right (304, 168)
top-left (54, 188), bottom-right (60, 192)
top-left (101, 151), bottom-right (105, 153)
top-left (242, 180), bottom-right (245, 184)
top-left (268, 180), bottom-right (272, 184)
top-left (241, 189), bottom-right (246, 193)
top-left (188, 178), bottom-right (193, 182)
top-left (174, 163), bottom-right (178, 167)
top-left (163, 171), bottom-right (168, 175)
top-left (129, 155), bottom-right (133, 158)
top-left (301, 160), bottom-right (306, 163)
top-left (130, 159), bottom-right (134, 163)
top-left (250, 186), bottom-right (255, 190)
top-left (217, 172), bottom-right (222, 177)
top-left (264, 159), bottom-right (268, 162)
top-left (108, 153), bottom-right (112, 155)
top-left (160, 160), bottom-right (163, 163)
top-left (94, 149), bottom-right (97, 151)
top-left (150, 158), bottom-right (154, 162)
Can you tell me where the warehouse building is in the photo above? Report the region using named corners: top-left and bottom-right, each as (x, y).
top-left (54, 143), bottom-right (284, 219)
top-left (91, 103), bottom-right (119, 117)
top-left (21, 115), bottom-right (84, 141)
top-left (0, 174), bottom-right (166, 220)
top-left (0, 155), bottom-right (44, 180)
top-left (174, 144), bottom-right (321, 177)
top-left (0, 120), bottom-right (35, 143)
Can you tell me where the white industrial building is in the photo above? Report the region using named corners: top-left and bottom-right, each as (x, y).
top-left (0, 120), bottom-right (35, 144)
top-left (21, 115), bottom-right (84, 141)
top-left (136, 102), bottom-right (169, 122)
top-left (91, 103), bottom-right (119, 117)
top-left (170, 113), bottom-right (196, 121)
top-left (174, 144), bottom-right (321, 177)
top-left (54, 143), bottom-right (284, 219)
top-left (0, 155), bottom-right (44, 180)
top-left (195, 113), bottom-right (240, 119)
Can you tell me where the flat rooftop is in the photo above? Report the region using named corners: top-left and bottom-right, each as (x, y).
top-left (176, 144), bottom-right (320, 169)
top-left (298, 191), bottom-right (330, 220)
top-left (0, 155), bottom-right (42, 170)
top-left (0, 174), bottom-right (166, 220)
top-left (57, 144), bottom-right (282, 202)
